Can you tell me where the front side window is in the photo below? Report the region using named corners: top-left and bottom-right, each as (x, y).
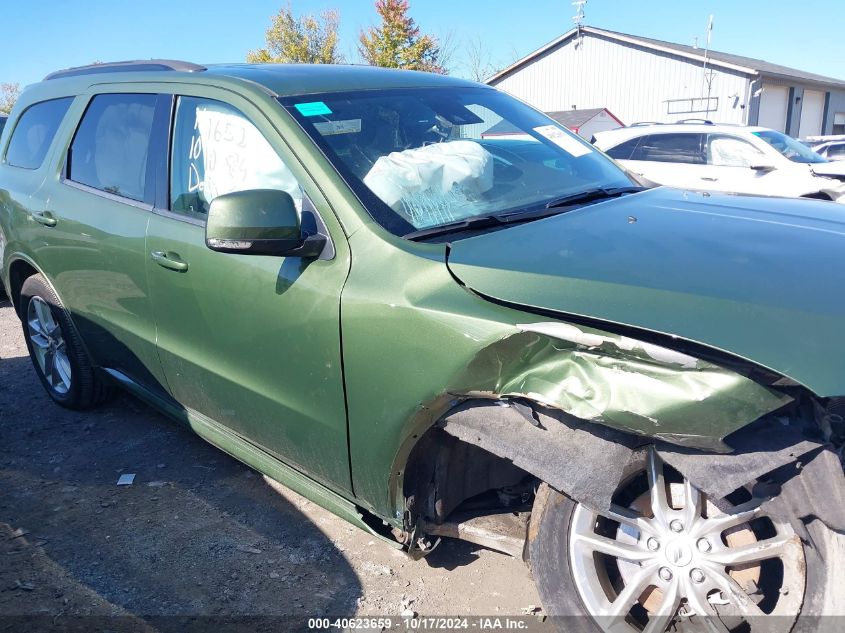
top-left (170, 96), bottom-right (302, 221)
top-left (752, 130), bottom-right (827, 164)
top-left (827, 143), bottom-right (845, 159)
top-left (707, 135), bottom-right (763, 167)
top-left (68, 93), bottom-right (157, 201)
top-left (281, 88), bottom-right (633, 236)
top-left (6, 97), bottom-right (73, 169)
top-left (633, 133), bottom-right (706, 164)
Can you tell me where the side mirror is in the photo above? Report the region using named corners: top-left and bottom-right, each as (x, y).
top-left (205, 189), bottom-right (326, 257)
top-left (750, 163), bottom-right (776, 172)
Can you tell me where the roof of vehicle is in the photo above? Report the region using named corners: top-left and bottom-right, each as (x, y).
top-left (37, 60), bottom-right (485, 97)
top-left (593, 123), bottom-right (775, 147)
top-left (805, 134), bottom-right (845, 143)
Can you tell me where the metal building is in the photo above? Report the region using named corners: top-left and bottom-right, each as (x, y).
top-left (487, 27), bottom-right (845, 138)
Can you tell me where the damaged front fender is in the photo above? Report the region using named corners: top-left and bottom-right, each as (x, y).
top-left (447, 321), bottom-right (792, 451)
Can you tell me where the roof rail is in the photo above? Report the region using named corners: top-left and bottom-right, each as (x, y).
top-left (676, 118), bottom-right (714, 125)
top-left (629, 121), bottom-right (663, 127)
top-left (44, 60), bottom-right (206, 81)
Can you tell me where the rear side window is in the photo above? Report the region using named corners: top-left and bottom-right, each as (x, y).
top-left (634, 133), bottom-right (705, 164)
top-left (68, 93), bottom-right (157, 202)
top-left (6, 97), bottom-right (73, 169)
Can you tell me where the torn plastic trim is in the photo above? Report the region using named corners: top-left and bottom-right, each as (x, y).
top-left (437, 400), bottom-right (844, 534)
top-left (449, 322), bottom-right (793, 451)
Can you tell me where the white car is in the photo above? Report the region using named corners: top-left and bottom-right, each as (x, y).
top-left (594, 123), bottom-right (845, 202)
top-left (809, 139), bottom-right (845, 161)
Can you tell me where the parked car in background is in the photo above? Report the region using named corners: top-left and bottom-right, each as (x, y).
top-left (2, 61), bottom-right (845, 632)
top-left (595, 122), bottom-right (845, 202)
top-left (808, 138), bottom-right (845, 161)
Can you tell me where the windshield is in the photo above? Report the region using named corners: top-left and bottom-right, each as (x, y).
top-left (753, 130), bottom-right (827, 164)
top-left (281, 88), bottom-right (634, 236)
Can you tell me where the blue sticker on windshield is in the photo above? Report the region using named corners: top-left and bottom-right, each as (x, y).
top-left (295, 101), bottom-right (332, 116)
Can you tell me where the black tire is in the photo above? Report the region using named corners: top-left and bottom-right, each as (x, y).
top-left (19, 274), bottom-right (109, 409)
top-left (528, 449), bottom-right (845, 632)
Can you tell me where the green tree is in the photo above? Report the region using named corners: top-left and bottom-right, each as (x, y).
top-left (248, 5), bottom-right (343, 64)
top-left (0, 83), bottom-right (21, 115)
top-left (358, 0), bottom-right (445, 74)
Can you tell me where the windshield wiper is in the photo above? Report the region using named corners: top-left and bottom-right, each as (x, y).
top-left (543, 186), bottom-right (646, 209)
top-left (403, 186), bottom-right (645, 241)
top-left (403, 214), bottom-right (506, 240)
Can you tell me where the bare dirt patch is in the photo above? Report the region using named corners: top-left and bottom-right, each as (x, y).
top-left (0, 299), bottom-right (539, 628)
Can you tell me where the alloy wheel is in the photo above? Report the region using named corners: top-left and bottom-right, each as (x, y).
top-left (27, 296), bottom-right (72, 395)
top-left (569, 448), bottom-right (805, 632)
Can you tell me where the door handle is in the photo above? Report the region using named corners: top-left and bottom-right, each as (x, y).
top-left (150, 251), bottom-right (189, 272)
top-left (32, 212), bottom-right (57, 227)
top-left (700, 176), bottom-right (719, 182)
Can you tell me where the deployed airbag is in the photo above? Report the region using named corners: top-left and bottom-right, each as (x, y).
top-left (363, 140), bottom-right (493, 228)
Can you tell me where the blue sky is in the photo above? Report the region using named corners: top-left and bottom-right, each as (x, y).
top-left (3, 1), bottom-right (844, 87)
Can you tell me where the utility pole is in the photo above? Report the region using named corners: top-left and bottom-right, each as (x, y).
top-left (572, 0), bottom-right (587, 49)
top-left (702, 15), bottom-right (715, 118)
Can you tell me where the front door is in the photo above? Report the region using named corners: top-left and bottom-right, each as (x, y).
top-left (704, 134), bottom-right (790, 197)
top-left (145, 92), bottom-right (352, 493)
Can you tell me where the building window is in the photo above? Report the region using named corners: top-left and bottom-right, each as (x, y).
top-left (833, 113), bottom-right (845, 135)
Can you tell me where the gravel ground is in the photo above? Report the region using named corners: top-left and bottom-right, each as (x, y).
top-left (0, 297), bottom-right (541, 629)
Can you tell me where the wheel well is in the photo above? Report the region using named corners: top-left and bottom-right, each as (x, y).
top-left (801, 192), bottom-right (833, 201)
top-left (403, 421), bottom-right (536, 528)
top-left (8, 259), bottom-right (38, 316)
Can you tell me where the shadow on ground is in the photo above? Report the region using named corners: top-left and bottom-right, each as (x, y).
top-left (0, 322), bottom-right (362, 628)
top-left (0, 297), bottom-right (541, 624)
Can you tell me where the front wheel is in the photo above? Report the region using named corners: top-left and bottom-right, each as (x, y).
top-left (529, 448), bottom-right (840, 633)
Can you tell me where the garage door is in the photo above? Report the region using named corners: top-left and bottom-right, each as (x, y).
top-left (758, 85), bottom-right (789, 131)
top-left (799, 90), bottom-right (826, 138)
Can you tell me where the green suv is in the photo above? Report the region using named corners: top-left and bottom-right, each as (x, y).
top-left (1, 60), bottom-right (844, 632)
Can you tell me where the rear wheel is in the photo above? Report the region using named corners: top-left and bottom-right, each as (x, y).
top-left (528, 448), bottom-right (838, 633)
top-left (19, 274), bottom-right (109, 409)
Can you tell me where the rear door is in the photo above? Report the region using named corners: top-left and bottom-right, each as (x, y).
top-left (145, 90), bottom-right (353, 493)
top-left (36, 89), bottom-right (169, 392)
top-left (608, 132), bottom-right (709, 190)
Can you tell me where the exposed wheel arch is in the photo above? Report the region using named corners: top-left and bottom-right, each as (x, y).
top-left (402, 416), bottom-right (534, 527)
top-left (401, 396), bottom-right (842, 556)
top-left (801, 191), bottom-right (833, 201)
top-left (8, 258), bottom-right (39, 316)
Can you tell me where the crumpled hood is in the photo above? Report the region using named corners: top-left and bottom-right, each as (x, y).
top-left (447, 187), bottom-right (845, 396)
top-left (809, 160), bottom-right (845, 179)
